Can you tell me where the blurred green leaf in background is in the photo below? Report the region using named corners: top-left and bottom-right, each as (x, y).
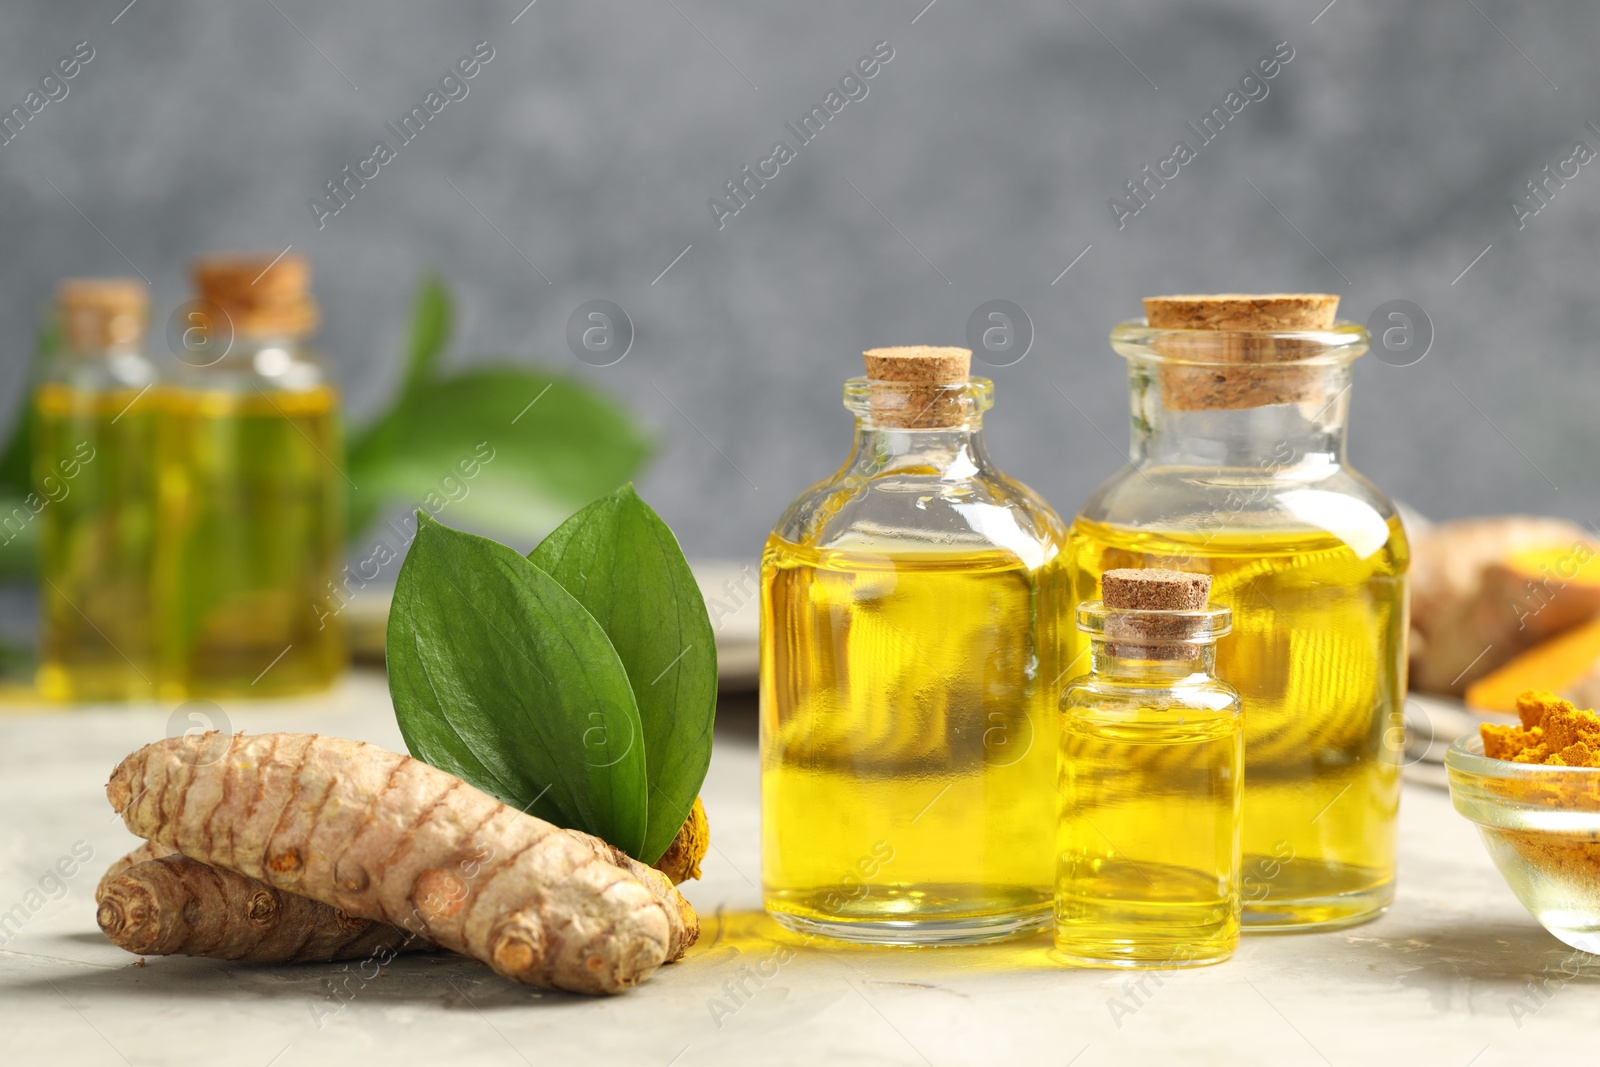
top-left (346, 277), bottom-right (652, 546)
top-left (0, 322), bottom-right (58, 582)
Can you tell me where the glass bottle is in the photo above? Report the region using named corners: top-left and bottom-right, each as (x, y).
top-left (1056, 568), bottom-right (1242, 968)
top-left (761, 345), bottom-right (1069, 944)
top-left (33, 279), bottom-right (159, 701)
top-left (156, 252), bottom-right (346, 698)
top-left (1069, 295), bottom-right (1408, 930)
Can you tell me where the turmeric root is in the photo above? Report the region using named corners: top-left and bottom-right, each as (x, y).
top-left (98, 830), bottom-right (701, 963)
top-left (97, 851), bottom-right (432, 962)
top-left (1466, 616), bottom-right (1600, 713)
top-left (97, 840), bottom-right (171, 896)
top-left (1409, 517), bottom-right (1600, 693)
top-left (107, 733), bottom-right (697, 994)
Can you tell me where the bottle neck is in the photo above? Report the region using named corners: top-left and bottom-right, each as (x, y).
top-left (840, 376), bottom-right (996, 478)
top-left (48, 343), bottom-right (155, 391)
top-left (171, 334), bottom-right (324, 389)
top-left (1089, 639), bottom-right (1219, 683)
top-left (845, 417), bottom-right (993, 478)
top-left (1127, 360), bottom-right (1353, 472)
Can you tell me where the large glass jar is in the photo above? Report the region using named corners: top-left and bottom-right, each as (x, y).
top-left (1069, 308), bottom-right (1408, 930)
top-left (761, 346), bottom-right (1068, 944)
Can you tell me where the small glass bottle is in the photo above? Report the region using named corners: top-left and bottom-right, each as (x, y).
top-left (1069, 294), bottom-right (1408, 930)
top-left (34, 279), bottom-right (159, 701)
top-left (761, 345), bottom-right (1069, 944)
top-left (1056, 568), bottom-right (1241, 968)
top-left (156, 252), bottom-right (346, 698)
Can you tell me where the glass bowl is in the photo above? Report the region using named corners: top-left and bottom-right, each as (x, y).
top-left (1446, 735), bottom-right (1600, 953)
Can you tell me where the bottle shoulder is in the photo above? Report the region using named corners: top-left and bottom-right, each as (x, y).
top-left (770, 458), bottom-right (1067, 567)
top-left (1076, 461), bottom-right (1408, 559)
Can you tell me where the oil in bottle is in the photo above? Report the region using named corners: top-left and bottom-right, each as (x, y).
top-left (763, 541), bottom-right (1066, 935)
top-left (34, 279), bottom-right (160, 701)
top-left (155, 253), bottom-right (346, 697)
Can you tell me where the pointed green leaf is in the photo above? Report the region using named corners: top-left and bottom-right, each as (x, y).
top-left (346, 277), bottom-right (450, 538)
top-left (402, 275), bottom-right (451, 394)
top-left (387, 512), bottom-right (648, 855)
top-left (531, 484), bottom-right (716, 864)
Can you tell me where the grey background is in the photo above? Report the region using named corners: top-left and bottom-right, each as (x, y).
top-left (0, 0), bottom-right (1594, 560)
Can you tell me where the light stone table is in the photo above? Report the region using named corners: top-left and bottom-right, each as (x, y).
top-left (1, 672), bottom-right (1594, 1067)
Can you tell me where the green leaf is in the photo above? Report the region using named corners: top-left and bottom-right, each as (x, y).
top-left (0, 323), bottom-right (58, 579)
top-left (348, 367), bottom-right (651, 542)
top-left (0, 403), bottom-right (36, 502)
top-left (0, 321), bottom-right (59, 500)
top-left (387, 512), bottom-right (648, 856)
top-left (0, 496), bottom-right (38, 581)
top-left (531, 485), bottom-right (716, 864)
top-left (401, 275), bottom-right (451, 395)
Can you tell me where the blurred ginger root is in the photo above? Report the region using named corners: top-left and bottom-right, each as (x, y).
top-left (1410, 516), bottom-right (1600, 696)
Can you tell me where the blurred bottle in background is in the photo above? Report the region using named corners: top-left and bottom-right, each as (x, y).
top-left (156, 252), bottom-right (346, 698)
top-left (34, 279), bottom-right (160, 701)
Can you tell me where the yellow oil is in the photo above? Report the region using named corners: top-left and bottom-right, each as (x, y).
top-left (1056, 703), bottom-right (1241, 966)
top-left (155, 384), bottom-right (346, 697)
top-left (33, 383), bottom-right (159, 701)
top-left (760, 536), bottom-right (1066, 941)
top-left (1068, 518), bottom-right (1407, 928)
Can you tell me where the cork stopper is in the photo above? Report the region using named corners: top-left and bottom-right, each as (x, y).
top-left (57, 279), bottom-right (147, 351)
top-left (1141, 293), bottom-right (1341, 411)
top-left (192, 252), bottom-right (318, 339)
top-left (1099, 568), bottom-right (1214, 659)
top-left (863, 346), bottom-right (972, 429)
top-left (1142, 294), bottom-right (1338, 332)
top-left (1101, 568), bottom-right (1212, 611)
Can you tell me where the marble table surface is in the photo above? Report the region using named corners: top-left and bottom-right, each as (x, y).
top-left (1, 672), bottom-right (1594, 1067)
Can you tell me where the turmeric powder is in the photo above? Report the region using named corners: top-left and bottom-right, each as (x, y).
top-left (1481, 690), bottom-right (1600, 767)
top-left (1476, 691), bottom-right (1600, 918)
